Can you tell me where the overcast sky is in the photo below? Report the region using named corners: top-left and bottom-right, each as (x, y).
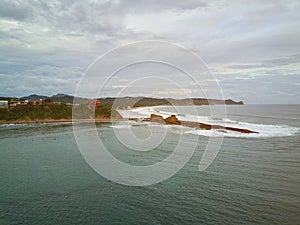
top-left (0, 0), bottom-right (299, 103)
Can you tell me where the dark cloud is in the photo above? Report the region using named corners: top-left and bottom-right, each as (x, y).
top-left (0, 0), bottom-right (33, 20)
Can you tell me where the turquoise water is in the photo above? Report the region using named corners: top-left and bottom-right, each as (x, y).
top-left (0, 105), bottom-right (299, 224)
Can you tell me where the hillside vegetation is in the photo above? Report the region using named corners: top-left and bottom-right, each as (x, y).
top-left (0, 104), bottom-right (115, 121)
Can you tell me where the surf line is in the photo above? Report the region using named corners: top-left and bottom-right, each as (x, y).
top-left (132, 114), bottom-right (259, 134)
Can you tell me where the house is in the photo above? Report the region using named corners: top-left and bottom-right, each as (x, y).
top-left (0, 100), bottom-right (8, 108)
top-left (88, 100), bottom-right (101, 109)
top-left (27, 99), bottom-right (44, 106)
top-left (9, 100), bottom-right (28, 107)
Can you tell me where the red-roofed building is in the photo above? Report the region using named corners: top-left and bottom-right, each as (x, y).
top-left (27, 99), bottom-right (44, 106)
top-left (88, 100), bottom-right (100, 109)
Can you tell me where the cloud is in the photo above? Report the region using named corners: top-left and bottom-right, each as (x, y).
top-left (219, 73), bottom-right (300, 104)
top-left (111, 85), bottom-right (128, 89)
top-left (0, 0), bottom-right (299, 103)
top-left (0, 0), bottom-right (33, 20)
top-left (157, 89), bottom-right (193, 96)
top-left (0, 65), bottom-right (82, 97)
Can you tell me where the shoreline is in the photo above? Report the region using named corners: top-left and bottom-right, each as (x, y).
top-left (0, 118), bottom-right (126, 125)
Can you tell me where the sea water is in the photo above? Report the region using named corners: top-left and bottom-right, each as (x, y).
top-left (0, 105), bottom-right (299, 224)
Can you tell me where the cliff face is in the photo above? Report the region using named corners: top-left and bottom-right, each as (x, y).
top-left (145, 114), bottom-right (258, 134)
top-left (225, 99), bottom-right (244, 105)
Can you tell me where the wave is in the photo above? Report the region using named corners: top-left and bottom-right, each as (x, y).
top-left (118, 107), bottom-right (300, 138)
top-left (0, 122), bottom-right (73, 132)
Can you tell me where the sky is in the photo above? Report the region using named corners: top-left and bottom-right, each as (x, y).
top-left (0, 0), bottom-right (299, 103)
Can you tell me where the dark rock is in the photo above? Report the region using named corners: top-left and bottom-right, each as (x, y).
top-left (150, 114), bottom-right (165, 123)
top-left (165, 115), bottom-right (181, 125)
top-left (225, 99), bottom-right (244, 105)
top-left (147, 114), bottom-right (258, 134)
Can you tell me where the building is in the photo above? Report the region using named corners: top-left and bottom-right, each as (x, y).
top-left (8, 99), bottom-right (45, 107)
top-left (88, 100), bottom-right (101, 109)
top-left (9, 100), bottom-right (28, 107)
top-left (0, 100), bottom-right (8, 108)
top-left (27, 99), bottom-right (44, 106)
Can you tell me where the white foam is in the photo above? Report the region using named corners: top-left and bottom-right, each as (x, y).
top-left (118, 107), bottom-right (300, 138)
top-left (109, 124), bottom-right (132, 129)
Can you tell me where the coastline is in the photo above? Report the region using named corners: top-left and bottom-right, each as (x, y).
top-left (0, 117), bottom-right (126, 125)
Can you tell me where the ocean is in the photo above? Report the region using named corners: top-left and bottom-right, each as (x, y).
top-left (0, 105), bottom-right (299, 224)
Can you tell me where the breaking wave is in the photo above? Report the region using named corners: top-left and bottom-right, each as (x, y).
top-left (118, 107), bottom-right (300, 138)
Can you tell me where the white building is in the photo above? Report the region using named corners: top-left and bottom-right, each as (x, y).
top-left (0, 100), bottom-right (8, 108)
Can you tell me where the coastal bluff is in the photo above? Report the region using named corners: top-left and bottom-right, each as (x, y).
top-left (142, 114), bottom-right (258, 134)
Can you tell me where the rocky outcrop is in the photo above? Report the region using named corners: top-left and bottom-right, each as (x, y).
top-left (224, 99), bottom-right (244, 105)
top-left (150, 114), bottom-right (165, 123)
top-left (145, 114), bottom-right (258, 134)
top-left (164, 115), bottom-right (181, 125)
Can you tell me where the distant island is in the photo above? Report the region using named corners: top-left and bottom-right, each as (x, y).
top-left (0, 94), bottom-right (243, 124)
